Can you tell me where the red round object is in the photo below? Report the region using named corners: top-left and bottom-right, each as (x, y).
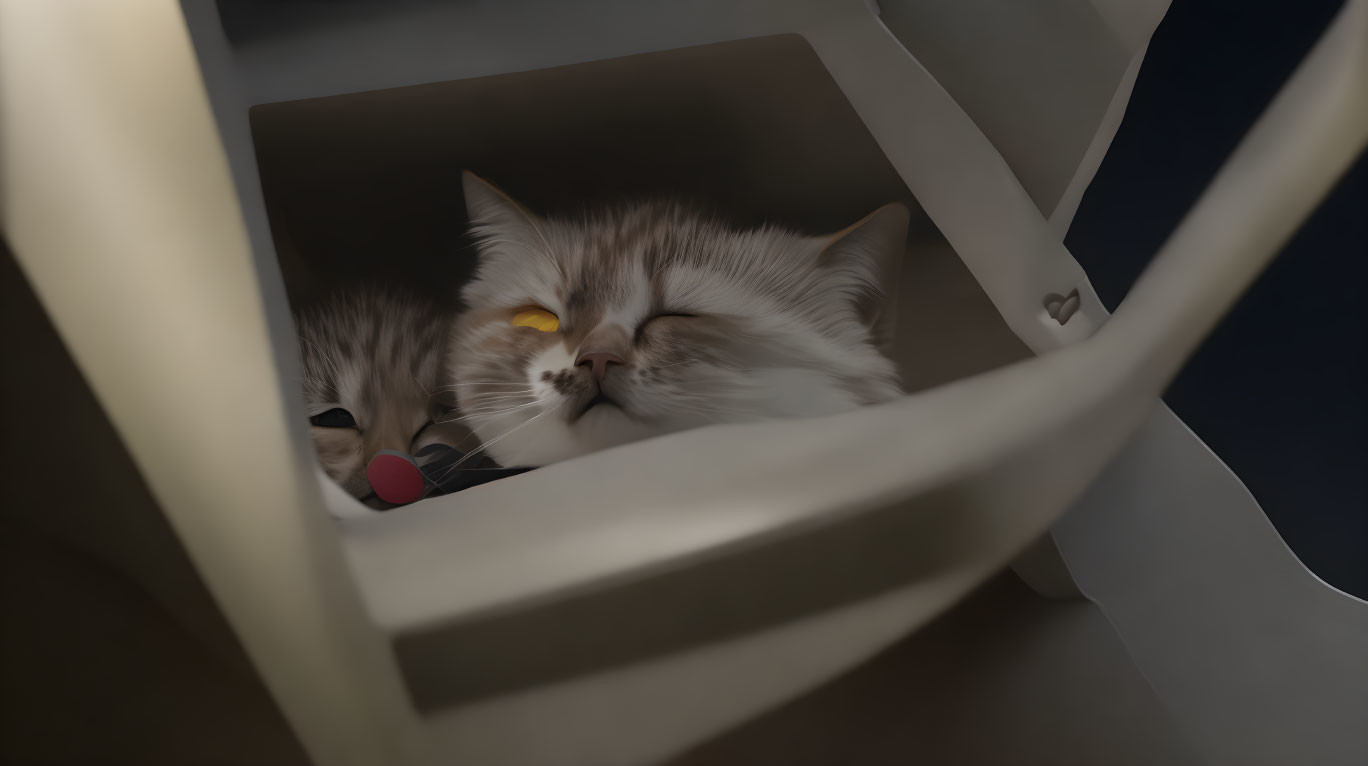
top-left (366, 451), bottom-right (425, 505)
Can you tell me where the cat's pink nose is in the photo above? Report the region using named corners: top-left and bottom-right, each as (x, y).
top-left (576, 351), bottom-right (625, 383)
top-left (367, 450), bottom-right (425, 505)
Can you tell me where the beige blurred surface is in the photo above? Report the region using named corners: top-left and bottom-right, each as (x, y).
top-left (0, 2), bottom-right (423, 762)
top-left (0, 240), bottom-right (309, 766)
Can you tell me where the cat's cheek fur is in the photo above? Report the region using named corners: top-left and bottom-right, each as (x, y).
top-left (753, 369), bottom-right (862, 417)
top-left (310, 426), bottom-right (369, 498)
top-left (483, 405), bottom-right (662, 467)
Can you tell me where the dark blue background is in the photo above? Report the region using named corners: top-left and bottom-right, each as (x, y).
top-left (1067, 0), bottom-right (1366, 596)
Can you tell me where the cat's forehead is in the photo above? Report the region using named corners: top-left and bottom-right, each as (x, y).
top-left (296, 290), bottom-right (448, 404)
top-left (466, 202), bottom-right (823, 328)
top-left (560, 237), bottom-right (649, 319)
top-left (545, 206), bottom-right (805, 314)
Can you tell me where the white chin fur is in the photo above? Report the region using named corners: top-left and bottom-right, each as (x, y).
top-left (478, 402), bottom-right (668, 467)
top-left (477, 370), bottom-right (864, 467)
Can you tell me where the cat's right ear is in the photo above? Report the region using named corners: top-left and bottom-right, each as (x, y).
top-left (816, 203), bottom-right (909, 354)
top-left (462, 171), bottom-right (542, 247)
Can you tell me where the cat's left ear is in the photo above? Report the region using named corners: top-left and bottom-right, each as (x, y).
top-left (462, 170), bottom-right (543, 258)
top-left (816, 203), bottom-right (909, 352)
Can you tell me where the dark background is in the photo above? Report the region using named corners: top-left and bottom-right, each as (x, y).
top-left (1067, 0), bottom-right (1366, 597)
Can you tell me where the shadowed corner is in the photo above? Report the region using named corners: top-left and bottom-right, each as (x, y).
top-left (0, 237), bottom-right (311, 765)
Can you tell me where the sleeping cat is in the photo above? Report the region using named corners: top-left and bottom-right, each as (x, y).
top-left (449, 172), bottom-right (907, 467)
top-left (295, 287), bottom-right (469, 504)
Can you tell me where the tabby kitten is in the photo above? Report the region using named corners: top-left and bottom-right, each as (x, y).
top-left (449, 172), bottom-right (907, 468)
top-left (296, 287), bottom-right (466, 503)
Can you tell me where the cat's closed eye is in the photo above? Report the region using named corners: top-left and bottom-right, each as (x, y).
top-left (511, 307), bottom-right (559, 332)
top-left (640, 312), bottom-right (696, 333)
top-left (310, 407), bottom-right (357, 428)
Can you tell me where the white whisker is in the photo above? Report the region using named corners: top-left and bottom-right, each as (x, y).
top-left (435, 382), bottom-right (537, 387)
top-left (456, 399), bottom-right (550, 418)
top-left (433, 400), bottom-right (566, 481)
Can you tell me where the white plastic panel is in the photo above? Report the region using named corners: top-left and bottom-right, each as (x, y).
top-left (668, 573), bottom-right (1200, 765)
top-left (804, 12), bottom-right (1108, 352)
top-left (226, 0), bottom-right (847, 105)
top-left (878, 0), bottom-right (1133, 215)
top-left (1056, 405), bottom-right (1368, 765)
top-left (423, 572), bottom-right (989, 765)
top-left (341, 345), bottom-right (1147, 636)
top-left (1088, 0), bottom-right (1172, 49)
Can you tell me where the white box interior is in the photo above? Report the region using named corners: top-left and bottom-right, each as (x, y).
top-left (250, 35), bottom-right (1034, 399)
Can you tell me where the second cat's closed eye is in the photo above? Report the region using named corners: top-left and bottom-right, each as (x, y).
top-left (310, 407), bottom-right (357, 428)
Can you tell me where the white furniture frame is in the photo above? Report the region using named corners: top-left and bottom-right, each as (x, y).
top-left (2, 1), bottom-right (1363, 764)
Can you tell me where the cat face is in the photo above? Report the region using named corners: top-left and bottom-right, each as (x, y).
top-left (296, 289), bottom-right (466, 503)
top-left (449, 172), bottom-right (906, 467)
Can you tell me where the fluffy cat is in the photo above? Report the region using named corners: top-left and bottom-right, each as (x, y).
top-left (449, 172), bottom-right (907, 467)
top-left (295, 287), bottom-right (468, 503)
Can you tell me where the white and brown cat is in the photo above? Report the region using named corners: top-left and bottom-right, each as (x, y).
top-left (449, 172), bottom-right (907, 467)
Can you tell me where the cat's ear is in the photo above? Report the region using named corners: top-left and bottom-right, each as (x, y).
top-left (461, 171), bottom-right (542, 251)
top-left (816, 203), bottom-right (909, 352)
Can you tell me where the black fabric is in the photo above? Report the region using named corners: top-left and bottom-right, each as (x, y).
top-left (414, 444), bottom-right (536, 500)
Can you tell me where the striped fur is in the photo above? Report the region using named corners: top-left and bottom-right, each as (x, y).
top-left (295, 287), bottom-right (466, 500)
top-left (450, 172), bottom-right (907, 467)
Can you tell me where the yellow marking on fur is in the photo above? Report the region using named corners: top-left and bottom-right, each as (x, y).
top-left (512, 308), bottom-right (559, 332)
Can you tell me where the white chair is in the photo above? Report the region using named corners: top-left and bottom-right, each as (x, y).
top-left (2, 1), bottom-right (1363, 764)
